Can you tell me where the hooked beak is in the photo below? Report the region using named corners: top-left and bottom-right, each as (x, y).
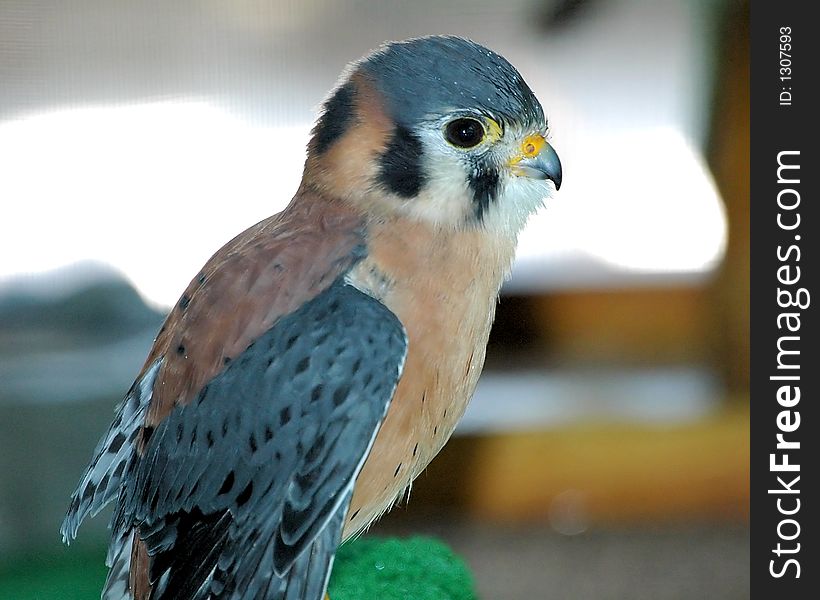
top-left (510, 135), bottom-right (562, 190)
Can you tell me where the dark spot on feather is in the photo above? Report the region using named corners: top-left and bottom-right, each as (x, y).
top-left (306, 436), bottom-right (324, 462)
top-left (280, 406), bottom-right (291, 426)
top-left (311, 385), bottom-right (324, 403)
top-left (465, 350), bottom-right (475, 376)
top-left (295, 356), bottom-right (310, 374)
top-left (264, 426), bottom-right (273, 442)
top-left (421, 391), bottom-right (426, 404)
top-left (352, 358), bottom-right (362, 374)
top-left (176, 344), bottom-right (186, 355)
top-left (108, 432), bottom-right (126, 453)
top-left (236, 481), bottom-right (253, 507)
top-left (206, 431), bottom-right (215, 448)
top-left (296, 465), bottom-right (320, 490)
top-left (176, 422), bottom-right (184, 443)
top-left (249, 433), bottom-right (257, 453)
top-left (285, 334), bottom-right (298, 350)
top-left (434, 426), bottom-right (438, 435)
top-left (190, 427), bottom-right (197, 448)
top-left (394, 463), bottom-right (402, 477)
top-left (82, 482), bottom-right (95, 501)
top-left (142, 425), bottom-right (154, 444)
top-left (349, 508), bottom-right (361, 521)
top-left (113, 460), bottom-right (126, 478)
top-left (312, 81), bottom-right (356, 154)
top-left (413, 443), bottom-right (418, 457)
top-left (223, 356), bottom-right (232, 365)
top-left (332, 385), bottom-right (349, 407)
top-left (222, 418), bottom-right (229, 437)
top-left (197, 272), bottom-right (206, 285)
top-left (218, 471), bottom-right (235, 495)
top-left (179, 294), bottom-right (190, 310)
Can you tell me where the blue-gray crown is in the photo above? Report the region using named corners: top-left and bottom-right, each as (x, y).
top-left (359, 36), bottom-right (545, 130)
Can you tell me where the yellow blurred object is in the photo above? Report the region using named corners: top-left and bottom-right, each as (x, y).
top-left (414, 403), bottom-right (749, 525)
top-left (532, 287), bottom-right (711, 364)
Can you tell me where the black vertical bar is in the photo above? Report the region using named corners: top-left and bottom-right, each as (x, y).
top-left (751, 1), bottom-right (816, 597)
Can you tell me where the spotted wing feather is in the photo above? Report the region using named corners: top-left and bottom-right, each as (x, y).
top-left (114, 280), bottom-right (407, 599)
top-left (60, 360), bottom-right (161, 544)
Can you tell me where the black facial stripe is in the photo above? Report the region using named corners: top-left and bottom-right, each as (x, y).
top-left (312, 81), bottom-right (356, 154)
top-left (469, 167), bottom-right (500, 222)
top-left (378, 125), bottom-right (426, 198)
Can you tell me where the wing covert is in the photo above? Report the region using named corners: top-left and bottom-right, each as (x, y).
top-left (115, 279), bottom-right (407, 599)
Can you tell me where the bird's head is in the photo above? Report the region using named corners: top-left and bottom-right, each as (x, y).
top-left (304, 36), bottom-right (561, 238)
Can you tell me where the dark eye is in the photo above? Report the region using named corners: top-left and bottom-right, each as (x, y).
top-left (444, 118), bottom-right (485, 148)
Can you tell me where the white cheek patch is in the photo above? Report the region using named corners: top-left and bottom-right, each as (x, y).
top-left (392, 129), bottom-right (475, 228)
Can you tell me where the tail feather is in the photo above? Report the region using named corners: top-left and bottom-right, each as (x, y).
top-left (102, 530), bottom-right (134, 600)
top-left (61, 361), bottom-right (160, 543)
top-left (259, 490), bottom-right (349, 600)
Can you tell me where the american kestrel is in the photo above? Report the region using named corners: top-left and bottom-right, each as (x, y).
top-left (61, 35), bottom-right (561, 600)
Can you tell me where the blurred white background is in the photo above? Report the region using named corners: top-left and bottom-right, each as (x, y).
top-left (1, 0), bottom-right (726, 307)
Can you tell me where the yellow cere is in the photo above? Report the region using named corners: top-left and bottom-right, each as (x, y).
top-left (521, 133), bottom-right (546, 158)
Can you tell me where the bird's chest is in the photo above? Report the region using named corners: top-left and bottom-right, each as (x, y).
top-left (342, 223), bottom-right (513, 537)
top-left (385, 268), bottom-right (497, 458)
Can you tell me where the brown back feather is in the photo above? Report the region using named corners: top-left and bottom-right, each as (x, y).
top-left (140, 190), bottom-right (366, 429)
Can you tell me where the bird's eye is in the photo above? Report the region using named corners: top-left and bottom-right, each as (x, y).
top-left (444, 118), bottom-right (485, 149)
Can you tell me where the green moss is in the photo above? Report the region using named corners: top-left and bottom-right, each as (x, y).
top-left (0, 549), bottom-right (108, 600)
top-left (329, 537), bottom-right (477, 600)
top-left (0, 537), bottom-right (475, 599)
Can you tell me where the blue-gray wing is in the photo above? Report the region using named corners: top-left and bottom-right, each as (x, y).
top-left (113, 280), bottom-right (407, 600)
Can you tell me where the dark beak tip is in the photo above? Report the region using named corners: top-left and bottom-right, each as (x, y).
top-left (545, 145), bottom-right (562, 191)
